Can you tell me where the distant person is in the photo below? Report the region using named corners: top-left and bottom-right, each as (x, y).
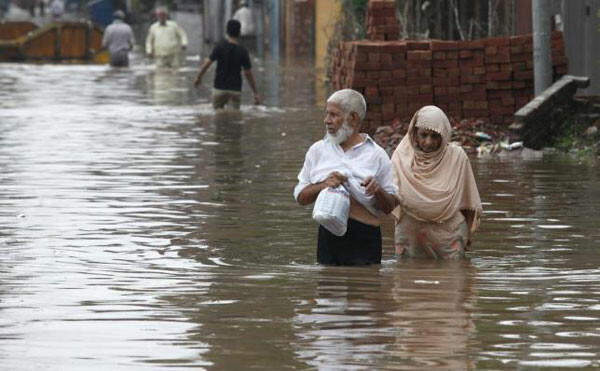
top-left (39, 0), bottom-right (46, 17)
top-left (49, 0), bottom-right (64, 19)
top-left (391, 105), bottom-right (482, 259)
top-left (102, 10), bottom-right (135, 67)
top-left (145, 7), bottom-right (188, 68)
top-left (194, 19), bottom-right (260, 109)
top-left (232, 1), bottom-right (255, 49)
top-left (28, 0), bottom-right (35, 17)
top-left (293, 89), bottom-right (397, 265)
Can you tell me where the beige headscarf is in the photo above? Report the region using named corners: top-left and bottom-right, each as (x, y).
top-left (391, 105), bottom-right (482, 234)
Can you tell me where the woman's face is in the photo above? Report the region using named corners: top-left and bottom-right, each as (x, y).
top-left (415, 127), bottom-right (442, 153)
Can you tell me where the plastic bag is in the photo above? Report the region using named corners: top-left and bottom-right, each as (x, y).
top-left (312, 186), bottom-right (350, 236)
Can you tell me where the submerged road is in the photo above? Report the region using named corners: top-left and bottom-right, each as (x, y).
top-left (0, 61), bottom-right (600, 369)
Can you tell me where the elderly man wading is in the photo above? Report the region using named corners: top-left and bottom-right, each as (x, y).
top-left (102, 10), bottom-right (135, 67)
top-left (145, 7), bottom-right (188, 68)
top-left (294, 89), bottom-right (398, 265)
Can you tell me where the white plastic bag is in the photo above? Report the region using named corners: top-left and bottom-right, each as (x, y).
top-left (312, 186), bottom-right (350, 236)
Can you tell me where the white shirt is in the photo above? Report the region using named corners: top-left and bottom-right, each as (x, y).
top-left (294, 134), bottom-right (398, 216)
top-left (232, 6), bottom-right (255, 36)
top-left (145, 20), bottom-right (188, 56)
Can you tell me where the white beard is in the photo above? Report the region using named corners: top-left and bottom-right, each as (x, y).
top-left (326, 119), bottom-right (354, 145)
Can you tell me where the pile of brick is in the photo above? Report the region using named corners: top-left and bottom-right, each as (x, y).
top-left (431, 41), bottom-right (461, 119)
top-left (331, 40), bottom-right (406, 131)
top-left (458, 40), bottom-right (487, 121)
top-left (510, 35), bottom-right (534, 112)
top-left (552, 32), bottom-right (568, 77)
top-left (331, 31), bottom-right (568, 133)
top-left (287, 0), bottom-right (314, 58)
top-left (366, 0), bottom-right (400, 41)
top-left (405, 41), bottom-right (433, 116)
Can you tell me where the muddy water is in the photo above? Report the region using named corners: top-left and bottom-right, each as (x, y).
top-left (1, 61), bottom-right (599, 370)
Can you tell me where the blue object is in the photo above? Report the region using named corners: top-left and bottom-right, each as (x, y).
top-left (475, 131), bottom-right (493, 141)
top-left (88, 0), bottom-right (113, 27)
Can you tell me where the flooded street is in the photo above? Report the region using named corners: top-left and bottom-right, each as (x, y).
top-left (1, 61), bottom-right (600, 370)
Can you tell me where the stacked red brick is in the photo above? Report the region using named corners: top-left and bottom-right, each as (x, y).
top-left (484, 30), bottom-right (568, 124)
top-left (331, 33), bottom-right (569, 132)
top-left (367, 0), bottom-right (400, 41)
top-left (458, 39), bottom-right (488, 120)
top-left (484, 37), bottom-right (515, 124)
top-left (330, 40), bottom-right (408, 132)
top-left (330, 41), bottom-right (353, 96)
top-left (551, 31), bottom-right (568, 80)
top-left (431, 41), bottom-right (461, 118)
top-left (405, 41), bottom-right (433, 116)
top-left (509, 34), bottom-right (534, 116)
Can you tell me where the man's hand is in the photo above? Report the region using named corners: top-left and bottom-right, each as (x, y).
top-left (181, 45), bottom-right (187, 51)
top-left (361, 176), bottom-right (381, 196)
top-left (195, 59), bottom-right (213, 89)
top-left (194, 75), bottom-right (202, 88)
top-left (296, 172), bottom-right (347, 206)
top-left (253, 92), bottom-right (261, 105)
top-left (363, 176), bottom-right (395, 214)
top-left (148, 52), bottom-right (154, 59)
top-left (324, 171), bottom-right (347, 188)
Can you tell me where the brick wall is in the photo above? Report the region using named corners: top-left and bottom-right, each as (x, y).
top-left (331, 32), bottom-right (568, 134)
top-left (367, 0), bottom-right (400, 41)
top-left (287, 0), bottom-right (314, 59)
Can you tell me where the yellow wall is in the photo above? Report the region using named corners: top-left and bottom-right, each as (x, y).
top-left (315, 0), bottom-right (342, 71)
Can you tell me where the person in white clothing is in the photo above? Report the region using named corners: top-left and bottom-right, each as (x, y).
top-left (145, 7), bottom-right (188, 68)
top-left (232, 1), bottom-right (255, 51)
top-left (294, 89), bottom-right (398, 265)
top-left (49, 0), bottom-right (64, 19)
top-left (232, 1), bottom-right (254, 36)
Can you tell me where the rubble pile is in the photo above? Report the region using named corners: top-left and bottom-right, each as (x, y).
top-left (373, 116), bottom-right (514, 157)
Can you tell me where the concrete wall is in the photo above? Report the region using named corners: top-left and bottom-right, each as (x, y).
top-left (563, 0), bottom-right (600, 95)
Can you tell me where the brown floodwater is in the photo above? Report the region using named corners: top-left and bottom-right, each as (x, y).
top-left (1, 59), bottom-right (600, 370)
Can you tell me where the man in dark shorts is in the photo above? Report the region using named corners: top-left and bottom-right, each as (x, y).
top-left (294, 89), bottom-right (398, 265)
top-left (194, 19), bottom-right (260, 109)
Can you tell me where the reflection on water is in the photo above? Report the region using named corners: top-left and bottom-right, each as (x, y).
top-left (1, 61), bottom-right (600, 369)
top-left (388, 260), bottom-right (476, 370)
